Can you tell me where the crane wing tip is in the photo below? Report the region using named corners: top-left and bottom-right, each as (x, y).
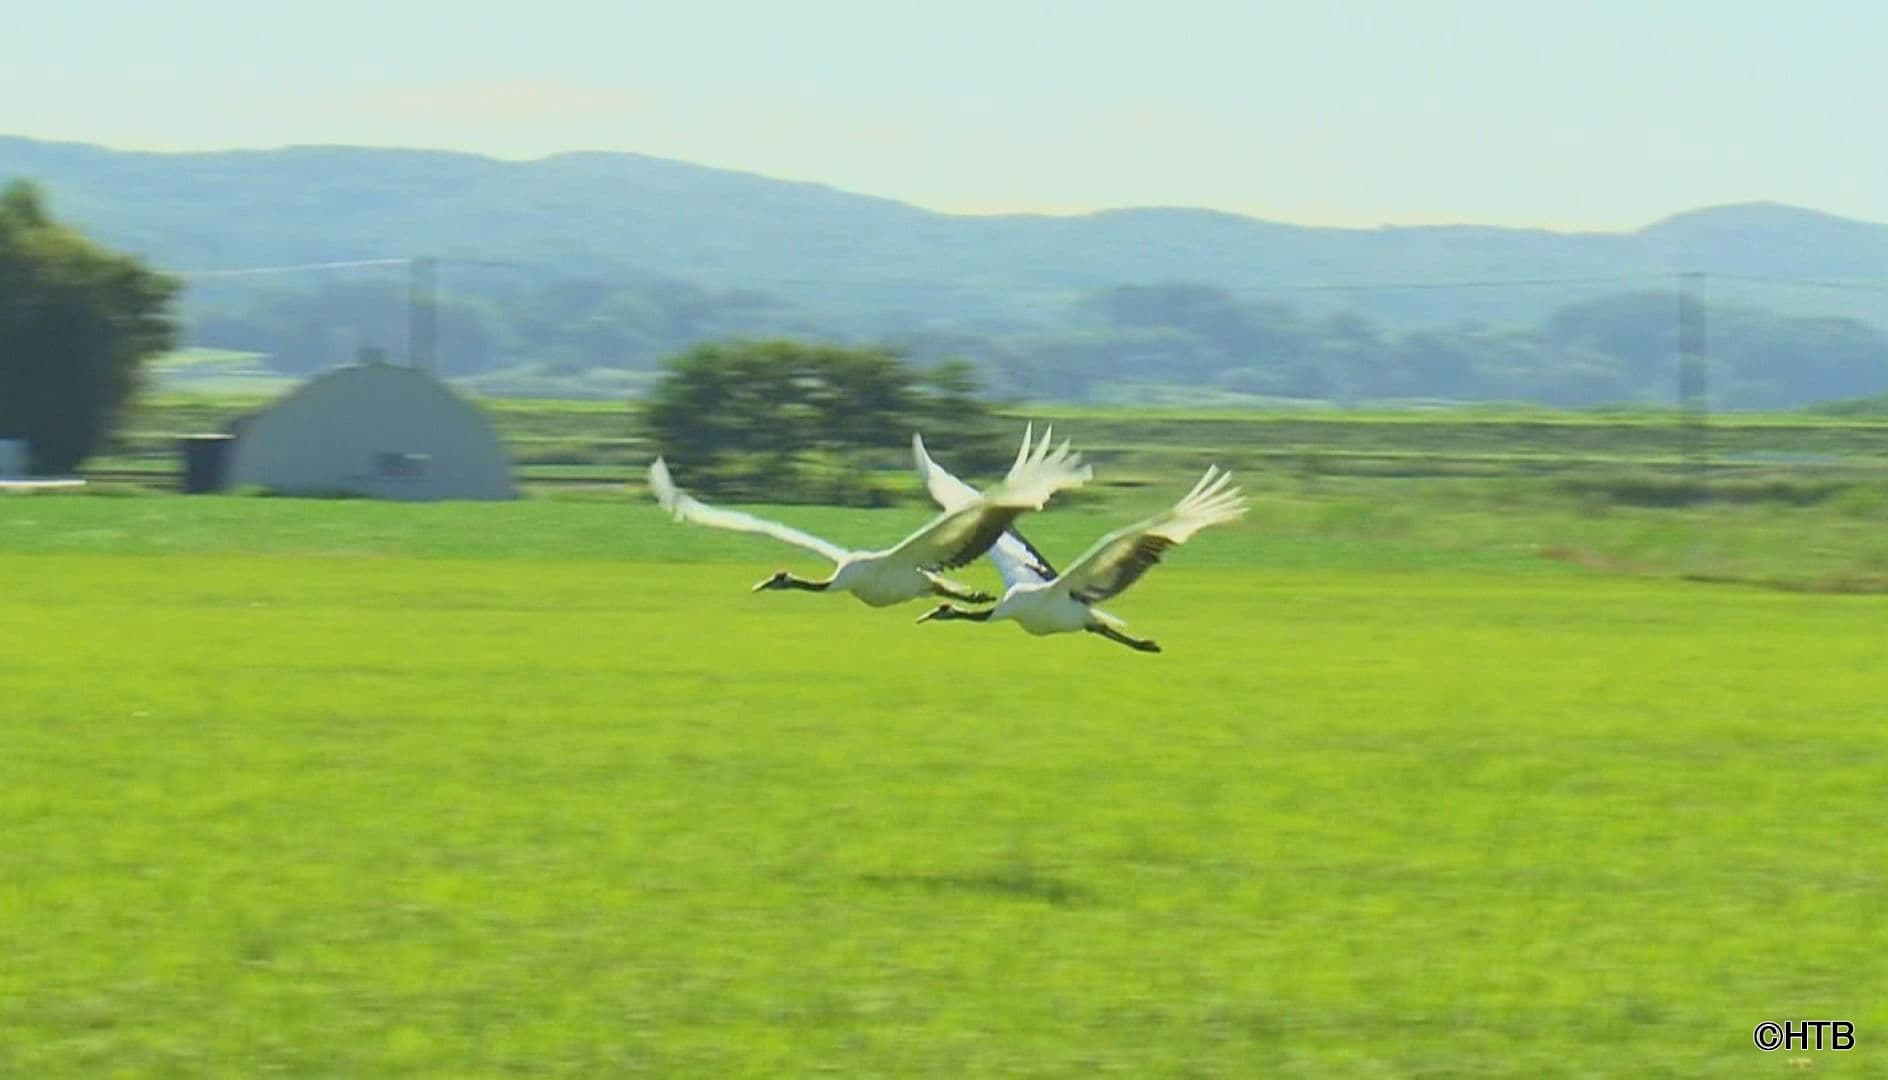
top-left (647, 457), bottom-right (683, 514)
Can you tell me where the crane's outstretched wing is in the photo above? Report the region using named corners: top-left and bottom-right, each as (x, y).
top-left (912, 427), bottom-right (1059, 589)
top-left (1050, 466), bottom-right (1246, 605)
top-left (647, 457), bottom-right (851, 565)
top-left (911, 430), bottom-right (982, 511)
top-left (995, 422), bottom-right (1091, 508)
top-left (888, 424), bottom-right (1091, 572)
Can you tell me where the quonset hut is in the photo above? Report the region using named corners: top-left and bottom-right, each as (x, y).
top-left (224, 360), bottom-right (516, 500)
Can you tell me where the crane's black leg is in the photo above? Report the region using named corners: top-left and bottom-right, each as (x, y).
top-left (931, 581), bottom-right (996, 604)
top-left (921, 570), bottom-right (994, 604)
top-left (1087, 624), bottom-right (1161, 653)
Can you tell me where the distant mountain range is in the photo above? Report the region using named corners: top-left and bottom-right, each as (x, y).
top-left (6, 135), bottom-right (1888, 406)
top-left (6, 134), bottom-right (1886, 326)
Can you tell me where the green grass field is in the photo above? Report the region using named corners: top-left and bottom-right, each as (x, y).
top-left (2, 493), bottom-right (1885, 1074)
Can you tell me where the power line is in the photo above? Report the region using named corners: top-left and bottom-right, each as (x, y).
top-left (169, 257), bottom-right (411, 279)
top-left (1707, 271), bottom-right (1888, 294)
top-left (161, 260), bottom-right (1888, 298)
top-left (167, 255), bottom-right (536, 281)
top-left (1215, 274), bottom-right (1668, 295)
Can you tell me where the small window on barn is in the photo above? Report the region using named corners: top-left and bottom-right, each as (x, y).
top-left (374, 452), bottom-right (430, 479)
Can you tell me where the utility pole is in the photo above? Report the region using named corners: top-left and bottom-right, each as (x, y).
top-left (1677, 271), bottom-right (1709, 498)
top-left (408, 256), bottom-right (438, 375)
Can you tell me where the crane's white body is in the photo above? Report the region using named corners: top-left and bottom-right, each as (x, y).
top-left (825, 556), bottom-right (954, 609)
top-left (913, 443), bottom-right (1247, 650)
top-left (649, 425), bottom-right (1091, 607)
top-left (983, 580), bottom-right (1115, 635)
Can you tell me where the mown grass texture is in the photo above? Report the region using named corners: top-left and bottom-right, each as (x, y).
top-left (2, 497), bottom-right (1885, 1073)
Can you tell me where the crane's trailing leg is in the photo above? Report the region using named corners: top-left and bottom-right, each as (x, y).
top-left (922, 572), bottom-right (995, 604)
top-left (936, 583), bottom-right (997, 604)
top-left (1087, 624), bottom-right (1161, 653)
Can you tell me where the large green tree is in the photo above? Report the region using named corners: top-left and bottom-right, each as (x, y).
top-left (643, 339), bottom-right (1008, 504)
top-left (0, 180), bottom-right (178, 474)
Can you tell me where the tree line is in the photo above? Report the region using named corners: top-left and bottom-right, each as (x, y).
top-left (186, 277), bottom-right (1888, 409)
top-left (955, 285), bottom-right (1888, 409)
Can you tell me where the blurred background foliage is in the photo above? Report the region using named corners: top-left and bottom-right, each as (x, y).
top-left (642, 340), bottom-right (1012, 505)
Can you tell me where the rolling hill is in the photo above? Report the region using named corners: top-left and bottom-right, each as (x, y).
top-left (6, 135), bottom-right (1888, 405)
top-left (6, 135), bottom-right (1886, 322)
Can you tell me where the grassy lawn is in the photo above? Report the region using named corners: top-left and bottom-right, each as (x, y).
top-left (1, 495), bottom-right (1884, 1074)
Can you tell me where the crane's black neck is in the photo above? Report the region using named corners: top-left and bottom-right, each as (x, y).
top-left (757, 570), bottom-right (834, 593)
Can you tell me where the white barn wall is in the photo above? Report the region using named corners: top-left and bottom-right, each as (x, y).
top-left (227, 363), bottom-right (516, 501)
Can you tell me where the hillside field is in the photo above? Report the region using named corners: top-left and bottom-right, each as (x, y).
top-left (2, 495), bottom-right (1883, 1074)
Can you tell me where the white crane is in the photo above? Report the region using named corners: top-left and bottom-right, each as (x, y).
top-left (911, 430), bottom-right (1061, 587)
top-left (647, 425), bottom-right (1092, 608)
top-left (913, 460), bottom-right (1247, 652)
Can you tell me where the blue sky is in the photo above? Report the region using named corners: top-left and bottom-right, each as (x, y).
top-left (5, 0), bottom-right (1884, 228)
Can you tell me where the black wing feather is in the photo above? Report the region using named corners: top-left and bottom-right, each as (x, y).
top-left (933, 507), bottom-right (1028, 571)
top-left (1004, 526), bottom-right (1059, 580)
top-left (1070, 534), bottom-right (1176, 604)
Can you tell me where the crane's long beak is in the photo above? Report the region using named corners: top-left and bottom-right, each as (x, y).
top-left (915, 604), bottom-right (953, 624)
